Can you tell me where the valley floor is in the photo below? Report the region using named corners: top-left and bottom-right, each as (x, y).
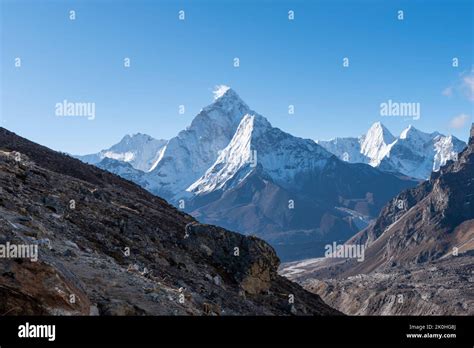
top-left (280, 252), bottom-right (474, 315)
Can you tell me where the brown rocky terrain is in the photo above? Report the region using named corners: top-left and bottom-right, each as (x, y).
top-left (0, 127), bottom-right (340, 316)
top-left (280, 124), bottom-right (474, 315)
top-left (301, 251), bottom-right (474, 315)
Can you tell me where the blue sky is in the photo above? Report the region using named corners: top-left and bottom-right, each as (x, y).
top-left (1, 0), bottom-right (473, 154)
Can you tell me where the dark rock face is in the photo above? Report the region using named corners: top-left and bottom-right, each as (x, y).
top-left (0, 127), bottom-right (339, 316)
top-left (470, 124), bottom-right (474, 146)
top-left (281, 124), bottom-right (474, 315)
top-left (182, 223), bottom-right (280, 295)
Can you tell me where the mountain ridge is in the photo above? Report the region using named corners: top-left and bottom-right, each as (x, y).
top-left (74, 88), bottom-right (420, 262)
top-left (0, 126), bottom-right (340, 315)
top-left (142, 87), bottom-right (254, 201)
top-left (76, 133), bottom-right (167, 172)
top-left (318, 123), bottom-right (466, 179)
top-left (280, 124), bottom-right (474, 315)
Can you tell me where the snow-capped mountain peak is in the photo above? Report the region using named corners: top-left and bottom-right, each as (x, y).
top-left (399, 124), bottom-right (413, 139)
top-left (110, 133), bottom-right (159, 152)
top-left (399, 124), bottom-right (437, 144)
top-left (75, 133), bottom-right (167, 172)
top-left (143, 86), bottom-right (254, 200)
top-left (317, 122), bottom-right (467, 179)
top-left (202, 86), bottom-right (249, 116)
top-left (188, 113), bottom-right (332, 195)
top-left (213, 85), bottom-right (231, 100)
top-left (364, 122), bottom-right (395, 143)
top-left (187, 114), bottom-right (259, 194)
top-left (360, 122), bottom-right (396, 166)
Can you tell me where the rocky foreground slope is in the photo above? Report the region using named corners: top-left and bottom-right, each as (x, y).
top-left (281, 124), bottom-right (474, 315)
top-left (0, 127), bottom-right (339, 316)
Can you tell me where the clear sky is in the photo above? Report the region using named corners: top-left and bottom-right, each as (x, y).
top-left (1, 0), bottom-right (473, 154)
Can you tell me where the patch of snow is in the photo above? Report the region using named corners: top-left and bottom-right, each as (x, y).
top-left (213, 85), bottom-right (231, 100)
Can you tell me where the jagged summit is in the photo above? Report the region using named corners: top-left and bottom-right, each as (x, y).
top-left (188, 113), bottom-right (331, 195)
top-left (318, 122), bottom-right (466, 179)
top-left (129, 133), bottom-right (155, 141)
top-left (367, 121), bottom-right (395, 141)
top-left (368, 121), bottom-right (394, 141)
top-left (399, 124), bottom-right (414, 139)
top-left (77, 87), bottom-right (253, 201)
top-left (282, 124), bottom-right (474, 316)
top-left (348, 119), bottom-right (474, 271)
top-left (399, 124), bottom-right (439, 143)
top-left (239, 113), bottom-right (273, 138)
top-left (186, 113), bottom-right (270, 194)
top-left (213, 84), bottom-right (232, 100)
top-left (186, 113), bottom-right (418, 261)
top-left (202, 85), bottom-right (250, 115)
top-left (75, 133), bottom-right (167, 172)
top-left (360, 122), bottom-right (396, 166)
top-left (143, 87), bottom-right (253, 200)
top-left (69, 88), bottom-right (419, 262)
top-left (115, 133), bottom-right (161, 147)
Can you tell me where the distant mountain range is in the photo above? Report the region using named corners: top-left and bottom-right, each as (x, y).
top-left (75, 87), bottom-right (466, 261)
top-left (346, 123), bottom-right (474, 273)
top-left (184, 111), bottom-right (418, 261)
top-left (280, 124), bottom-right (474, 315)
top-left (317, 122), bottom-right (465, 179)
top-left (77, 133), bottom-right (167, 172)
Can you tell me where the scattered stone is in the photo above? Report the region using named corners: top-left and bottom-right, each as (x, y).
top-left (213, 275), bottom-right (222, 287)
